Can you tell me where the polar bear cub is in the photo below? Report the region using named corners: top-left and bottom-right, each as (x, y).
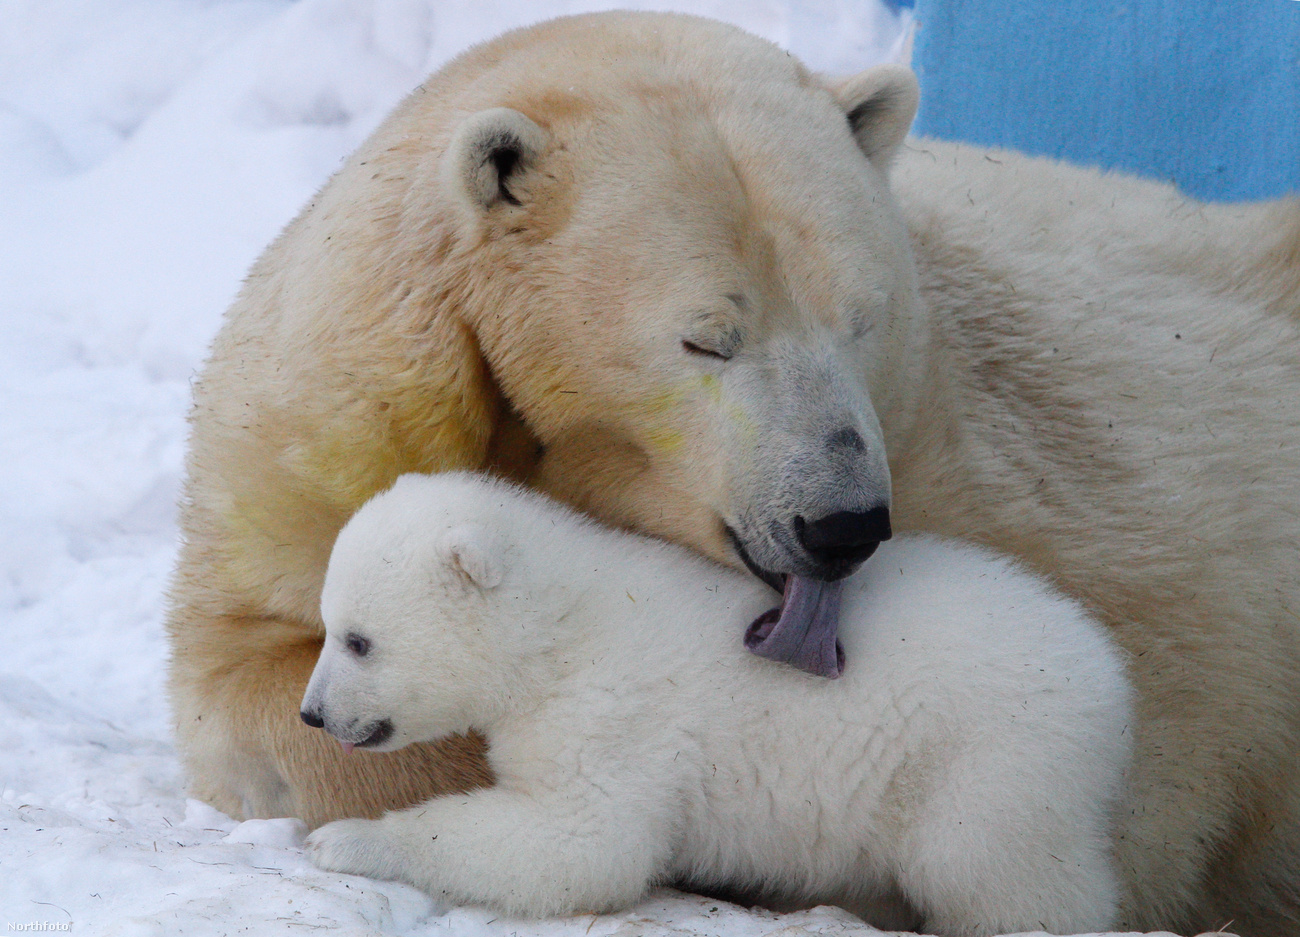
top-left (301, 472), bottom-right (1133, 936)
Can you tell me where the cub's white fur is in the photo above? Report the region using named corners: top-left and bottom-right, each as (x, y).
top-left (302, 473), bottom-right (1133, 935)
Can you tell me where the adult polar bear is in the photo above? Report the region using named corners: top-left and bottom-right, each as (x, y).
top-left (166, 10), bottom-right (1300, 936)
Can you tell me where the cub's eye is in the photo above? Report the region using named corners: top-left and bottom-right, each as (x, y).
top-left (345, 632), bottom-right (372, 658)
top-left (681, 339), bottom-right (730, 361)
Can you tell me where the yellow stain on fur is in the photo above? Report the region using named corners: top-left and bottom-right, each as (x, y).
top-left (726, 402), bottom-right (757, 444)
top-left (699, 373), bottom-right (721, 402)
top-left (647, 427), bottom-right (685, 453)
top-left (647, 376), bottom-right (723, 414)
top-left (643, 388), bottom-right (685, 415)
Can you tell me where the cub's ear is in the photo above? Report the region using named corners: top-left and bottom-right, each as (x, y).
top-left (437, 523), bottom-right (506, 590)
top-left (443, 107), bottom-right (548, 212)
top-left (831, 65), bottom-right (919, 173)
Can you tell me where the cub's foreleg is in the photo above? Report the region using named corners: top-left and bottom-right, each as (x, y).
top-left (306, 776), bottom-right (676, 916)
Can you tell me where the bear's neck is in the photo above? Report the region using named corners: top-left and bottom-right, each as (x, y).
top-left (525, 530), bottom-right (767, 689)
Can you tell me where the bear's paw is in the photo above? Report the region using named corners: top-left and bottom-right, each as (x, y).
top-left (305, 817), bottom-right (405, 882)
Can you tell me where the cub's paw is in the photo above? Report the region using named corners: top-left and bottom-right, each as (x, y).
top-left (305, 818), bottom-right (402, 881)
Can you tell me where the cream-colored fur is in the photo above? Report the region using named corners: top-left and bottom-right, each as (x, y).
top-left (301, 473), bottom-right (1133, 936)
top-left (167, 10), bottom-right (1300, 935)
top-left (889, 143), bottom-right (1300, 936)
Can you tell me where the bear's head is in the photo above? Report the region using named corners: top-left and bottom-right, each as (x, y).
top-left (436, 23), bottom-right (919, 584)
top-left (276, 13), bottom-right (921, 672)
top-left (300, 473), bottom-right (572, 750)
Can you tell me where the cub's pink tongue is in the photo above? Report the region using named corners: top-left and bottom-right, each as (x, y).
top-left (339, 741), bottom-right (355, 755)
top-left (744, 575), bottom-right (845, 678)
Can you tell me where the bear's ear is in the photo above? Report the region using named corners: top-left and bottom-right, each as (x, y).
top-left (437, 523), bottom-right (506, 591)
top-left (831, 65), bottom-right (919, 174)
top-left (443, 107), bottom-right (549, 212)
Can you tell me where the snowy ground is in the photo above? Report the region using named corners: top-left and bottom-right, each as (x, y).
top-left (0, 2), bottom-right (1204, 935)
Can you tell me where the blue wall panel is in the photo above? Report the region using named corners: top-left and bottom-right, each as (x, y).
top-left (908, 0), bottom-right (1300, 201)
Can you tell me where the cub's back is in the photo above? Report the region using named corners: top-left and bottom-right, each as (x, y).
top-left (669, 535), bottom-right (1130, 898)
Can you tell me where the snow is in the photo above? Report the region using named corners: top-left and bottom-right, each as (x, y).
top-left (0, 2), bottom-right (1189, 934)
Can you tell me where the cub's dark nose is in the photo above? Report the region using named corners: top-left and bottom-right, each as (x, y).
top-left (300, 708), bottom-right (324, 729)
top-left (795, 506), bottom-right (892, 572)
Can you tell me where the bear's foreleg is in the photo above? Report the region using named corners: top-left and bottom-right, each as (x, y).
top-left (305, 782), bottom-right (676, 917)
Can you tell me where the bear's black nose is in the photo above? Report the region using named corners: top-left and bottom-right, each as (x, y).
top-left (795, 506), bottom-right (892, 571)
top-left (300, 708), bottom-right (325, 729)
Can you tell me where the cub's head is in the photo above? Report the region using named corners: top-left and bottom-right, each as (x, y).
top-left (299, 474), bottom-right (562, 750)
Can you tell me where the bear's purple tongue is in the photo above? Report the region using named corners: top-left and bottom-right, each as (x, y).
top-left (744, 575), bottom-right (845, 678)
